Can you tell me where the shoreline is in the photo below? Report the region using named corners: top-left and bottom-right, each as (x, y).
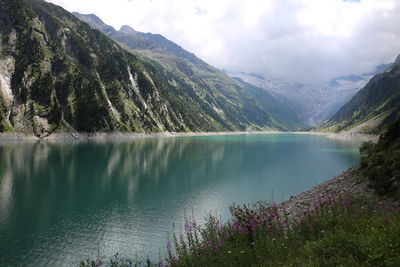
top-left (293, 130), bottom-right (380, 142)
top-left (0, 131), bottom-right (280, 141)
top-left (0, 130), bottom-right (379, 142)
top-left (280, 165), bottom-right (399, 222)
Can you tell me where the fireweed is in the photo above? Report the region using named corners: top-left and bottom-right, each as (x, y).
top-left (80, 195), bottom-right (400, 267)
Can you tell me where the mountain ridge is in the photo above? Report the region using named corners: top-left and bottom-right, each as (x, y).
top-left (72, 11), bottom-right (306, 131)
top-left (73, 13), bottom-right (208, 69)
top-left (229, 64), bottom-right (389, 126)
top-left (0, 0), bottom-right (305, 137)
top-left (318, 56), bottom-right (400, 134)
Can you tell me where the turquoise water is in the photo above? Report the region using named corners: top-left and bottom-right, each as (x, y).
top-left (0, 134), bottom-right (362, 266)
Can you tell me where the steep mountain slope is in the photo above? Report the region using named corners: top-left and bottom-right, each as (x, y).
top-left (0, 0), bottom-right (307, 137)
top-left (229, 65), bottom-right (387, 126)
top-left (360, 115), bottom-right (400, 198)
top-left (319, 55), bottom-right (400, 134)
top-left (0, 0), bottom-right (306, 136)
top-left (73, 13), bottom-right (306, 131)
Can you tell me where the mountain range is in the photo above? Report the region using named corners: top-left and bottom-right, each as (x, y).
top-left (0, 0), bottom-right (304, 137)
top-left (0, 0), bottom-right (399, 137)
top-left (320, 56), bottom-right (400, 134)
top-left (228, 65), bottom-right (388, 126)
top-left (72, 12), bottom-right (305, 130)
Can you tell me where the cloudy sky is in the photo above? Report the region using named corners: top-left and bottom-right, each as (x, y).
top-left (46, 0), bottom-right (400, 84)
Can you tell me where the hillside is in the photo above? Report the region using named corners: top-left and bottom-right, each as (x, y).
top-left (359, 116), bottom-right (400, 199)
top-left (0, 0), bottom-right (305, 137)
top-left (229, 65), bottom-right (387, 126)
top-left (73, 12), bottom-right (306, 131)
top-left (318, 55), bottom-right (400, 134)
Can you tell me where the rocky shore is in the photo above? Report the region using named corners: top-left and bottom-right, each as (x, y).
top-left (294, 131), bottom-right (380, 142)
top-left (0, 130), bottom-right (379, 142)
top-left (280, 165), bottom-right (398, 221)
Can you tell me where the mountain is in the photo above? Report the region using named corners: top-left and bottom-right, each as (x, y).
top-left (0, 0), bottom-right (304, 137)
top-left (319, 55), bottom-right (400, 134)
top-left (229, 65), bottom-right (387, 126)
top-left (73, 12), bottom-right (306, 131)
top-left (72, 13), bottom-right (212, 70)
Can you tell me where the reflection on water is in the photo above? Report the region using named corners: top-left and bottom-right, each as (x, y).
top-left (0, 134), bottom-right (362, 266)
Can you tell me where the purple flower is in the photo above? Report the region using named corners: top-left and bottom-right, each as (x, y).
top-left (306, 208), bottom-right (313, 216)
top-left (239, 226), bottom-right (248, 234)
top-left (231, 222), bottom-right (239, 232)
top-left (268, 210), bottom-right (276, 219)
top-left (257, 216), bottom-right (266, 225)
top-left (249, 218), bottom-right (257, 232)
top-left (171, 256), bottom-right (177, 264)
top-left (184, 222), bottom-right (193, 233)
top-left (316, 195), bottom-right (322, 205)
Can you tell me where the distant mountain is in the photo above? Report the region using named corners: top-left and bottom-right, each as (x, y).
top-left (0, 0), bottom-right (306, 137)
top-left (229, 65), bottom-right (387, 126)
top-left (73, 12), bottom-right (306, 131)
top-left (319, 55), bottom-right (400, 134)
top-left (73, 13), bottom-right (213, 70)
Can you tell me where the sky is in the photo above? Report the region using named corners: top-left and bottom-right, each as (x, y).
top-left (46, 0), bottom-right (400, 84)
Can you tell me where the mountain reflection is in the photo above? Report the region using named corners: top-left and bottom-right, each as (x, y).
top-left (0, 135), bottom-right (362, 266)
top-left (0, 138), bottom-right (239, 225)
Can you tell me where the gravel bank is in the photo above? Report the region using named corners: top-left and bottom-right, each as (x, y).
top-left (0, 131), bottom-right (282, 141)
top-left (0, 130), bottom-right (378, 141)
top-left (293, 131), bottom-right (379, 143)
top-left (279, 166), bottom-right (399, 221)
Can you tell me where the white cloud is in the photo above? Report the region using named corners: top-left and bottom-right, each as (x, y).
top-left (46, 0), bottom-right (400, 84)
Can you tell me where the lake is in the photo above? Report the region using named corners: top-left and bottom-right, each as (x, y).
top-left (0, 133), bottom-right (363, 266)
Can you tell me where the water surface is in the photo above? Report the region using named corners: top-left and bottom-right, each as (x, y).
top-left (0, 133), bottom-right (362, 266)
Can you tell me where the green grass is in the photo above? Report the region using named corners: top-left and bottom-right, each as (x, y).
top-left (80, 196), bottom-right (400, 267)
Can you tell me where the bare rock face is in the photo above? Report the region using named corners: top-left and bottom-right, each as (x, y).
top-left (32, 115), bottom-right (51, 137)
top-left (0, 29), bottom-right (16, 131)
top-left (0, 56), bottom-right (14, 109)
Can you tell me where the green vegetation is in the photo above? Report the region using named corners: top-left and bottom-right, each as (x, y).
top-left (0, 94), bottom-right (13, 132)
top-left (74, 13), bottom-right (306, 132)
top-left (80, 196), bottom-right (400, 267)
top-left (360, 116), bottom-right (400, 199)
top-left (0, 0), bottom-right (305, 136)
